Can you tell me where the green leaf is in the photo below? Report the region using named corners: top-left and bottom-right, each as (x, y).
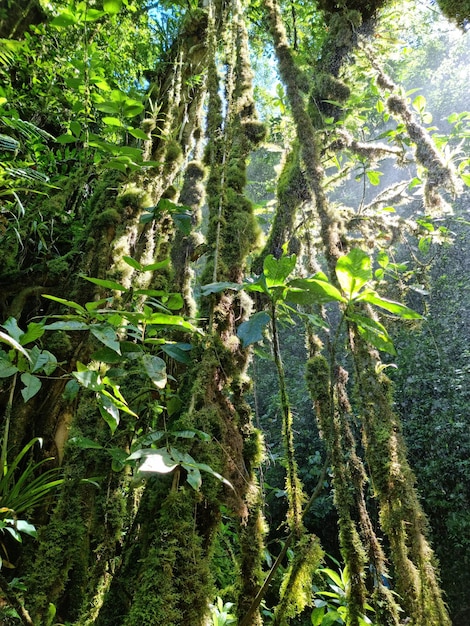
top-left (19, 322), bottom-right (45, 346)
top-left (161, 343), bottom-right (192, 364)
top-left (336, 248), bottom-right (371, 298)
top-left (90, 325), bottom-right (121, 354)
top-left (122, 103), bottom-right (145, 117)
top-left (103, 0), bottom-right (123, 14)
top-left (129, 448), bottom-right (177, 474)
top-left (461, 173), bottom-right (470, 187)
top-left (1, 317), bottom-right (23, 342)
top-left (263, 254), bottom-right (296, 288)
top-left (122, 256), bottom-right (143, 271)
top-left (141, 354), bottom-right (167, 388)
top-left (73, 367), bottom-right (102, 391)
top-left (15, 519), bottom-right (37, 538)
top-left (237, 311), bottom-right (270, 347)
top-left (357, 291), bottom-right (422, 319)
top-left (42, 294), bottom-right (87, 315)
top-left (140, 259), bottom-right (170, 272)
top-left (56, 133), bottom-right (77, 144)
top-left (81, 275), bottom-right (128, 291)
top-left (172, 211), bottom-right (192, 235)
top-left (0, 356), bottom-right (18, 378)
top-left (44, 321), bottom-right (89, 331)
top-left (347, 312), bottom-right (396, 355)
top-left (200, 282), bottom-right (241, 296)
top-left (102, 116), bottom-right (123, 127)
top-left (311, 606), bottom-right (324, 626)
top-left (29, 346), bottom-right (57, 374)
top-left (98, 392), bottom-right (120, 433)
top-left (68, 436), bottom-right (103, 449)
top-left (20, 372), bottom-right (42, 402)
top-left (366, 170), bottom-right (383, 186)
top-left (288, 277), bottom-right (345, 304)
top-left (128, 127), bottom-right (149, 140)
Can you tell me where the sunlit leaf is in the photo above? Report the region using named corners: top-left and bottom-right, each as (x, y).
top-left (263, 254), bottom-right (296, 288)
top-left (357, 291), bottom-right (422, 319)
top-left (336, 248), bottom-right (371, 298)
top-left (103, 0), bottom-right (123, 14)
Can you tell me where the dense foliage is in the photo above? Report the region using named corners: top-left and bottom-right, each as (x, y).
top-left (0, 0), bottom-right (469, 625)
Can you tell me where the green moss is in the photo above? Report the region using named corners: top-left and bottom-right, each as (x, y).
top-left (117, 184), bottom-right (152, 210)
top-left (165, 140), bottom-right (183, 165)
top-left (306, 355), bottom-right (331, 404)
top-left (92, 208), bottom-right (121, 228)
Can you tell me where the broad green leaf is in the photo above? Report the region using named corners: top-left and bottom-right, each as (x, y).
top-left (128, 127), bottom-right (149, 140)
top-left (122, 103), bottom-right (145, 117)
top-left (98, 392), bottom-right (120, 433)
top-left (319, 568), bottom-right (343, 588)
top-left (19, 322), bottom-right (45, 346)
top-left (145, 313), bottom-right (194, 331)
top-left (161, 343), bottom-right (192, 364)
top-left (102, 116), bottom-right (123, 127)
top-left (347, 312), bottom-right (396, 355)
top-left (20, 372), bottom-right (42, 402)
top-left (90, 325), bottom-right (121, 354)
top-left (129, 448), bottom-right (177, 474)
top-left (336, 248), bottom-right (371, 298)
top-left (357, 291), bottom-right (422, 319)
top-left (201, 282), bottom-right (241, 296)
top-left (288, 277), bottom-right (345, 304)
top-left (62, 379), bottom-right (80, 401)
top-left (141, 354), bottom-right (167, 388)
top-left (73, 368), bottom-right (102, 391)
top-left (91, 347), bottom-right (123, 363)
top-left (44, 321), bottom-right (89, 331)
top-left (141, 259), bottom-right (170, 272)
top-left (172, 212), bottom-right (192, 235)
top-left (81, 275), bottom-right (128, 291)
top-left (366, 170), bottom-right (383, 186)
top-left (29, 346), bottom-right (57, 374)
top-left (0, 356), bottom-right (18, 378)
top-left (42, 294), bottom-right (87, 315)
top-left (15, 519), bottom-right (37, 538)
top-left (412, 94), bottom-right (426, 112)
top-left (103, 0), bottom-right (123, 14)
top-left (461, 173), bottom-right (470, 187)
top-left (68, 436), bottom-right (103, 449)
top-left (311, 606), bottom-right (324, 626)
top-left (237, 311), bottom-right (270, 347)
top-left (84, 9), bottom-right (105, 21)
top-left (122, 256), bottom-right (143, 271)
top-left (56, 133), bottom-right (77, 144)
top-left (50, 11), bottom-right (78, 28)
top-left (1, 317), bottom-right (23, 342)
top-left (263, 254), bottom-right (296, 288)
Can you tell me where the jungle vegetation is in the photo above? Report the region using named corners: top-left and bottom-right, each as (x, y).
top-left (0, 0), bottom-right (469, 624)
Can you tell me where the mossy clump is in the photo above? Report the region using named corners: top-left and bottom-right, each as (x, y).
top-left (92, 208), bottom-right (121, 228)
top-left (164, 139), bottom-right (183, 166)
top-left (243, 427), bottom-right (265, 469)
top-left (117, 184), bottom-right (152, 210)
top-left (318, 0), bottom-right (386, 20)
top-left (226, 163), bottom-right (247, 192)
top-left (242, 120), bottom-right (266, 145)
top-left (306, 355), bottom-right (331, 404)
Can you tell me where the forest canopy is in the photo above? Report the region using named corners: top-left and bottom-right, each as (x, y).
top-left (0, 0), bottom-right (469, 625)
